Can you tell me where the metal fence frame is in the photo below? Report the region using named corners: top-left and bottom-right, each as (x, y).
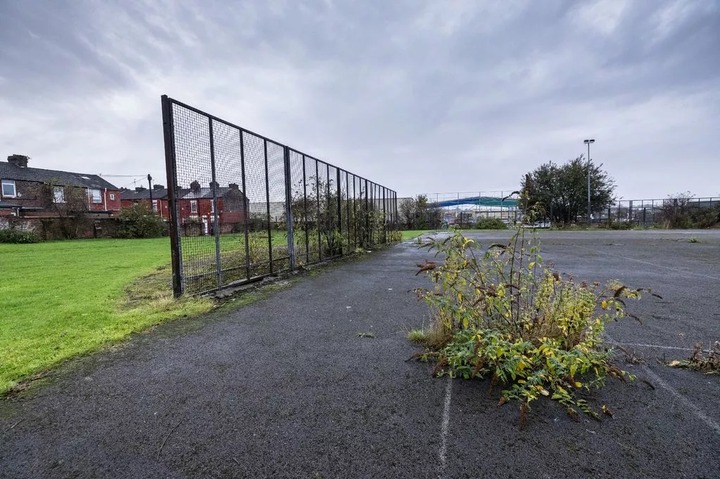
top-left (162, 95), bottom-right (398, 296)
top-left (598, 197), bottom-right (720, 227)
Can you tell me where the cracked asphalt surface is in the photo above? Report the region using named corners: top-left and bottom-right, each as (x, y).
top-left (1, 230), bottom-right (719, 478)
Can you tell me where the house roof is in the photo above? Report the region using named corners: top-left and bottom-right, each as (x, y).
top-left (178, 187), bottom-right (247, 200)
top-left (120, 186), bottom-right (248, 201)
top-left (0, 161), bottom-right (119, 190)
top-left (120, 187), bottom-right (169, 200)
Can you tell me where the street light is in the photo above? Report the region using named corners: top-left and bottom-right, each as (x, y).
top-left (584, 139), bottom-right (595, 226)
top-left (148, 174), bottom-right (153, 210)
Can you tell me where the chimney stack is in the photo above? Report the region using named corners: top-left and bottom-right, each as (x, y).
top-left (7, 154), bottom-right (29, 168)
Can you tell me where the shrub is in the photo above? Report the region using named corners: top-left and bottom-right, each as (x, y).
top-left (660, 193), bottom-right (720, 228)
top-left (689, 205), bottom-right (720, 228)
top-left (414, 229), bottom-right (653, 426)
top-left (475, 218), bottom-right (507, 230)
top-left (116, 204), bottom-right (167, 238)
top-left (387, 230), bottom-right (403, 242)
top-left (607, 221), bottom-right (634, 230)
top-left (399, 195), bottom-right (443, 230)
top-left (0, 228), bottom-right (40, 244)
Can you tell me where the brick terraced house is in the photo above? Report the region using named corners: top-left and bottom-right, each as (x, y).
top-left (120, 180), bottom-right (250, 235)
top-left (120, 185), bottom-right (170, 220)
top-left (0, 155), bottom-right (121, 218)
top-left (175, 180), bottom-right (250, 234)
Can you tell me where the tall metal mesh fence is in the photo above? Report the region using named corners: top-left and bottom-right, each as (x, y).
top-left (598, 197), bottom-right (720, 228)
top-left (162, 96), bottom-right (398, 296)
top-left (404, 192), bottom-right (719, 228)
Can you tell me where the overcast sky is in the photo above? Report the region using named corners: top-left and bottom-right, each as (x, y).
top-left (1, 0), bottom-right (718, 199)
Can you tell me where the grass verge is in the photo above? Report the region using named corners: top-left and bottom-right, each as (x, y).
top-left (0, 238), bottom-right (213, 395)
top-left (401, 230), bottom-right (434, 241)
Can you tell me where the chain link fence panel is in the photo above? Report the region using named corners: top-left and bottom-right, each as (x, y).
top-left (162, 96), bottom-right (398, 295)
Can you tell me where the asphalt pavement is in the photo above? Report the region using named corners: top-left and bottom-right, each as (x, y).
top-left (1, 230), bottom-right (718, 478)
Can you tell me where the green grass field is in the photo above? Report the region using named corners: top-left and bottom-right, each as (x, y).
top-left (401, 230), bottom-right (434, 241)
top-left (0, 238), bottom-right (212, 395)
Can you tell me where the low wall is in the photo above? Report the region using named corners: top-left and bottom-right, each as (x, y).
top-left (0, 216), bottom-right (122, 240)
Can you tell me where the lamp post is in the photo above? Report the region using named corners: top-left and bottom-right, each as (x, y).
top-left (583, 139), bottom-right (595, 226)
top-left (147, 174), bottom-right (153, 210)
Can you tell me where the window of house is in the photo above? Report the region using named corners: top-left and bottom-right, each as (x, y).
top-left (152, 200), bottom-right (158, 212)
top-left (53, 186), bottom-right (65, 203)
top-left (109, 193), bottom-right (116, 201)
top-left (90, 189), bottom-right (102, 204)
top-left (1, 179), bottom-right (16, 198)
top-left (210, 200), bottom-right (215, 214)
top-left (190, 200), bottom-right (198, 214)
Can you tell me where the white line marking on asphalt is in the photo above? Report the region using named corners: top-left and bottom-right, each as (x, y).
top-left (438, 377), bottom-right (452, 478)
top-left (606, 334), bottom-right (719, 435)
top-left (608, 342), bottom-right (702, 352)
top-left (640, 365), bottom-right (720, 436)
top-left (546, 242), bottom-right (720, 433)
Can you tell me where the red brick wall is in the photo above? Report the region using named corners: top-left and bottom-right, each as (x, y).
top-left (87, 188), bottom-right (122, 212)
top-left (3, 181), bottom-right (122, 215)
top-left (121, 198), bottom-right (170, 220)
top-left (177, 198), bottom-right (248, 225)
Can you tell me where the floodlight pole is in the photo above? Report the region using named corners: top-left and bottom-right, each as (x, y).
top-left (584, 139), bottom-right (595, 226)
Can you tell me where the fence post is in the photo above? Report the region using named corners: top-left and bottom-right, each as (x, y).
top-left (315, 161), bottom-right (321, 260)
top-left (607, 207), bottom-right (611, 227)
top-left (208, 118), bottom-right (222, 289)
top-left (393, 192), bottom-right (397, 230)
top-left (263, 140), bottom-right (273, 274)
top-left (382, 187), bottom-right (387, 243)
top-left (345, 171), bottom-right (351, 253)
top-left (239, 130), bottom-right (251, 280)
top-left (161, 95), bottom-right (184, 297)
top-left (283, 146), bottom-right (295, 270)
top-left (326, 164), bottom-right (332, 254)
top-left (364, 179), bottom-right (370, 246)
top-left (352, 176), bottom-right (357, 248)
top-left (302, 155), bottom-right (309, 264)
top-left (336, 167), bottom-right (342, 254)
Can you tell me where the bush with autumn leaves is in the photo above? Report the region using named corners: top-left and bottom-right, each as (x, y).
top-left (413, 229), bottom-right (655, 426)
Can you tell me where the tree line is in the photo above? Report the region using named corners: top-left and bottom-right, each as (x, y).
top-left (400, 155), bottom-right (718, 229)
top-left (520, 155), bottom-right (614, 225)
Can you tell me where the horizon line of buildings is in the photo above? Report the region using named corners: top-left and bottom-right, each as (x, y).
top-left (0, 154), bottom-right (250, 230)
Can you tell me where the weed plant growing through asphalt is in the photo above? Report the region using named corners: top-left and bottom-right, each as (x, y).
top-left (412, 227), bottom-right (658, 427)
